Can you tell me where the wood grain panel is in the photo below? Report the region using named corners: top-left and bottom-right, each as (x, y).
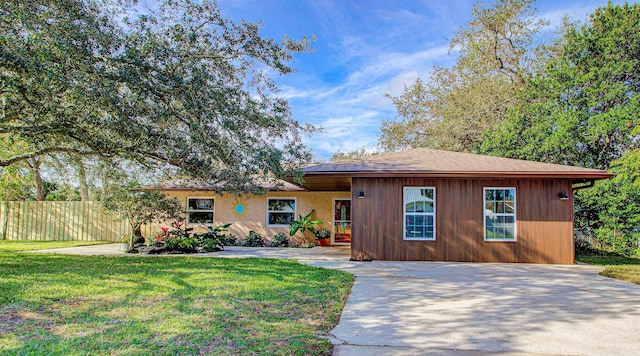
top-left (351, 177), bottom-right (575, 264)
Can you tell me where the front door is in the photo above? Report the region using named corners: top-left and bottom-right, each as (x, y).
top-left (333, 198), bottom-right (351, 245)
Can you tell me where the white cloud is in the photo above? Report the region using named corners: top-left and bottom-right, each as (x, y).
top-left (299, 111), bottom-right (382, 160)
top-left (345, 46), bottom-right (449, 87)
top-left (386, 71), bottom-right (421, 97)
top-left (539, 4), bottom-right (599, 29)
top-left (283, 43), bottom-right (451, 160)
top-left (220, 0), bottom-right (624, 161)
top-left (319, 111), bottom-right (378, 138)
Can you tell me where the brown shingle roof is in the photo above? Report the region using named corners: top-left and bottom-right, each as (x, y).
top-left (137, 178), bottom-right (305, 192)
top-left (303, 148), bottom-right (613, 179)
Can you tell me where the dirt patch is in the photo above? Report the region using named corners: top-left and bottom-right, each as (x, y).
top-left (0, 305), bottom-right (53, 334)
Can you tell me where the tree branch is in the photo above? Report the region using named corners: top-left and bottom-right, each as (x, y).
top-left (0, 147), bottom-right (95, 167)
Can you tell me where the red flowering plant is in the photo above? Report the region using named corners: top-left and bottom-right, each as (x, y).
top-left (151, 227), bottom-right (170, 245)
top-left (168, 220), bottom-right (192, 238)
top-left (150, 221), bottom-right (192, 246)
top-left (146, 220), bottom-right (232, 253)
top-left (162, 220), bottom-right (199, 252)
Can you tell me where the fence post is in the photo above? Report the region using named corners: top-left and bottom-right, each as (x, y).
top-left (1, 200), bottom-right (8, 240)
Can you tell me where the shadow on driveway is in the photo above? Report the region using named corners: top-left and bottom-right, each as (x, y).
top-left (319, 261), bottom-right (640, 356)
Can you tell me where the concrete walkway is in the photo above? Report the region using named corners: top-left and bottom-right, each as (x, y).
top-left (28, 243), bottom-right (352, 260)
top-left (28, 243), bottom-right (131, 256)
top-left (30, 244), bottom-right (640, 355)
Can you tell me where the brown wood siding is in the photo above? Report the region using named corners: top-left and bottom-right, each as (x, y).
top-left (351, 177), bottom-right (575, 264)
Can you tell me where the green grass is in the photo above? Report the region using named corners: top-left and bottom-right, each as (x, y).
top-left (576, 249), bottom-right (640, 284)
top-left (0, 241), bottom-right (355, 355)
top-left (599, 265), bottom-right (640, 284)
top-left (0, 240), bottom-right (111, 253)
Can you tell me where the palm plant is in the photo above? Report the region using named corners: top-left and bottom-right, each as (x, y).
top-left (289, 210), bottom-right (323, 243)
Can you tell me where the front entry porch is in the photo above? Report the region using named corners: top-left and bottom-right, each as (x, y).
top-left (332, 198), bottom-right (351, 245)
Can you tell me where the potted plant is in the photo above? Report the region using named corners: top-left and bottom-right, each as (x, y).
top-left (289, 210), bottom-right (323, 244)
top-left (314, 228), bottom-right (331, 246)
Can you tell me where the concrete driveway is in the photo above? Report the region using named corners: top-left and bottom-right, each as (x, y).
top-left (30, 244), bottom-right (640, 355)
top-left (314, 261), bottom-right (640, 356)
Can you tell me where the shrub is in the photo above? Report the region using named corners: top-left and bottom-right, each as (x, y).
top-left (165, 236), bottom-right (198, 253)
top-left (291, 242), bottom-right (315, 248)
top-left (243, 231), bottom-right (265, 247)
top-left (201, 238), bottom-right (224, 252)
top-left (315, 228), bottom-right (331, 239)
top-left (270, 232), bottom-right (290, 247)
top-left (160, 221), bottom-right (197, 252)
top-left (194, 223), bottom-right (232, 252)
top-left (220, 234), bottom-right (239, 246)
top-left (136, 222), bottom-right (234, 254)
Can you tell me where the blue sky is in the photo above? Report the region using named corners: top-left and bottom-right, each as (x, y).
top-left (215, 0), bottom-right (625, 161)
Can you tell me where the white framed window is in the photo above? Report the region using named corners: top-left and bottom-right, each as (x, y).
top-left (484, 187), bottom-right (516, 241)
top-left (186, 197), bottom-right (215, 226)
top-left (403, 187), bottom-right (436, 240)
top-left (266, 198), bottom-right (296, 226)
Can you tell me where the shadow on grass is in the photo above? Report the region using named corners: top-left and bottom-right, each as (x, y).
top-left (576, 247), bottom-right (640, 265)
top-left (0, 253), bottom-right (354, 355)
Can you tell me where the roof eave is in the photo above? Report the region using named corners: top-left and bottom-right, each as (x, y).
top-left (301, 171), bottom-right (614, 180)
top-left (135, 186), bottom-right (307, 192)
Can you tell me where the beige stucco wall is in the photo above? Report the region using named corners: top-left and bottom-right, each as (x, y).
top-left (147, 190), bottom-right (350, 244)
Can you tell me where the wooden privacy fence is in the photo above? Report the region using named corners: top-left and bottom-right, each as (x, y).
top-left (0, 201), bottom-right (131, 242)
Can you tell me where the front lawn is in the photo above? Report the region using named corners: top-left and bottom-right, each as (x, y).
top-left (0, 241), bottom-right (354, 355)
top-left (576, 250), bottom-right (640, 284)
top-left (599, 265), bottom-right (640, 284)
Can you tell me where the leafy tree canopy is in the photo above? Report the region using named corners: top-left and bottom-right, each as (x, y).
top-left (1, 0), bottom-right (314, 193)
top-left (480, 2), bottom-right (640, 254)
top-left (481, 2), bottom-right (640, 170)
top-left (330, 147), bottom-right (373, 161)
top-left (576, 148), bottom-right (640, 256)
top-left (0, 136), bottom-right (36, 200)
top-left (103, 182), bottom-right (183, 249)
top-left (380, 0), bottom-right (546, 152)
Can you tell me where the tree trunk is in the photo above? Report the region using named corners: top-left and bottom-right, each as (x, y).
top-left (128, 224), bottom-right (143, 250)
top-left (134, 225), bottom-right (143, 238)
top-left (26, 158), bottom-right (45, 201)
top-left (127, 224), bottom-right (143, 251)
top-left (100, 161), bottom-right (111, 201)
top-left (73, 155), bottom-right (90, 201)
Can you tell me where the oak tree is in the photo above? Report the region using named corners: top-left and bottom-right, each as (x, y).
top-left (1, 0), bottom-right (314, 193)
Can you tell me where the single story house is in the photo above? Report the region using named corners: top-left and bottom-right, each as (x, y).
top-left (140, 178), bottom-right (352, 245)
top-left (146, 148), bottom-right (613, 264)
